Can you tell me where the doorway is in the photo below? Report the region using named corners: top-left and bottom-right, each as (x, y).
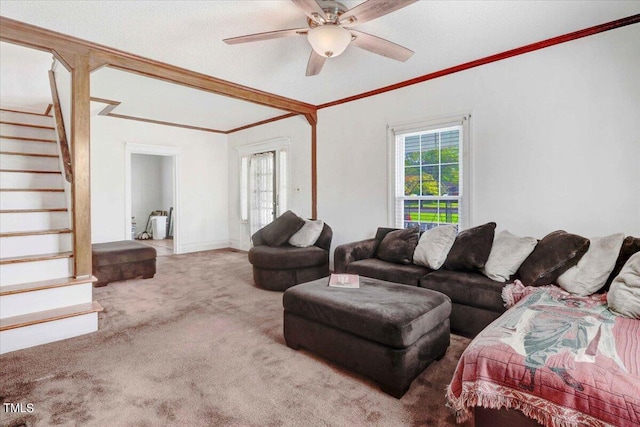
top-left (237, 137), bottom-right (290, 250)
top-left (125, 143), bottom-right (180, 255)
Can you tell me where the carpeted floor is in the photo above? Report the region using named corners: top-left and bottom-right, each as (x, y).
top-left (1, 249), bottom-right (472, 427)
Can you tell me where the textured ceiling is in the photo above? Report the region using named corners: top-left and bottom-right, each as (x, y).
top-left (1, 1), bottom-right (639, 127)
top-left (0, 42), bottom-right (52, 114)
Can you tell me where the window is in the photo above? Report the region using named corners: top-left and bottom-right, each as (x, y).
top-left (389, 115), bottom-right (470, 231)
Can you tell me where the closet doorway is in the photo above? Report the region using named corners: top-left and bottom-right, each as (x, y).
top-left (125, 143), bottom-right (180, 255)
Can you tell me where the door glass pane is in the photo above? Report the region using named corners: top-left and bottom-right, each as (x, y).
top-left (249, 151), bottom-right (276, 235)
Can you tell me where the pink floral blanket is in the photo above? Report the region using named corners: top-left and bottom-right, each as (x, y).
top-left (446, 281), bottom-right (640, 427)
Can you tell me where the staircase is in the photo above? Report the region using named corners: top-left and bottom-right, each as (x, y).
top-left (0, 109), bottom-right (102, 354)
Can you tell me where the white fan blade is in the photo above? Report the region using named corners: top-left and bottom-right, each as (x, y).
top-left (350, 30), bottom-right (413, 62)
top-left (306, 49), bottom-right (327, 76)
top-left (291, 0), bottom-right (328, 24)
top-left (340, 0), bottom-right (417, 26)
top-left (224, 28), bottom-right (308, 45)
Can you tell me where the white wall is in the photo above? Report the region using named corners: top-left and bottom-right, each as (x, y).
top-left (227, 115), bottom-right (312, 250)
top-left (161, 155), bottom-right (173, 218)
top-left (91, 116), bottom-right (229, 253)
top-left (316, 24), bottom-right (640, 257)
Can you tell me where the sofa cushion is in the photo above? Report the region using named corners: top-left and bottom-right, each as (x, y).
top-left (418, 270), bottom-right (505, 313)
top-left (260, 210), bottom-right (305, 247)
top-left (346, 258), bottom-right (431, 286)
top-left (603, 236), bottom-right (640, 291)
top-left (248, 245), bottom-right (327, 269)
top-left (443, 222), bottom-right (496, 272)
top-left (557, 233), bottom-right (625, 296)
top-left (314, 223), bottom-right (334, 251)
top-left (288, 219), bottom-right (324, 248)
top-left (413, 224), bottom-right (457, 269)
top-left (283, 277), bottom-right (451, 348)
top-left (376, 227), bottom-right (419, 265)
top-left (517, 230), bottom-right (590, 286)
top-left (375, 227), bottom-right (401, 241)
top-left (419, 270), bottom-right (505, 313)
top-left (607, 252), bottom-right (640, 319)
top-left (482, 230), bottom-right (538, 282)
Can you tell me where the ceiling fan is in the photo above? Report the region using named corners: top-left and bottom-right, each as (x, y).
top-left (223, 0), bottom-right (417, 76)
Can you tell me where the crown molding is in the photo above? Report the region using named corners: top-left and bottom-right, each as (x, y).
top-left (317, 14), bottom-right (640, 110)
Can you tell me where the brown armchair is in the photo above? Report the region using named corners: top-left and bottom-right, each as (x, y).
top-left (248, 214), bottom-right (332, 291)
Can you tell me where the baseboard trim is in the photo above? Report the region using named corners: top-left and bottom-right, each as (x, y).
top-left (229, 239), bottom-right (251, 252)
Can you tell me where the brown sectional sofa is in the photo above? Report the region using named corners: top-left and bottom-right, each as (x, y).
top-left (335, 227), bottom-right (640, 338)
top-left (334, 227), bottom-right (506, 337)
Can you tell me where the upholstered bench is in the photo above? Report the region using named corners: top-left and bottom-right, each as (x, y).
top-left (283, 276), bottom-right (451, 398)
top-left (92, 241), bottom-right (156, 287)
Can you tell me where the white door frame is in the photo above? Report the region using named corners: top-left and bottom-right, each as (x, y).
top-left (125, 143), bottom-right (181, 254)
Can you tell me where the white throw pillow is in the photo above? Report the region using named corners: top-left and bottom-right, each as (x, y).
top-left (413, 225), bottom-right (457, 269)
top-left (607, 251), bottom-right (640, 319)
top-left (557, 233), bottom-right (625, 296)
top-left (482, 230), bottom-right (537, 282)
top-left (288, 219), bottom-right (324, 247)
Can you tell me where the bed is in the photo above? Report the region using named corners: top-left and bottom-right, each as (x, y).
top-left (446, 281), bottom-right (640, 427)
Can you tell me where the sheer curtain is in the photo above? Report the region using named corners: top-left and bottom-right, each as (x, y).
top-left (249, 151), bottom-right (275, 236)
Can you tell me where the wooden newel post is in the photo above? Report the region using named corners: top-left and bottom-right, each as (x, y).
top-left (71, 54), bottom-right (92, 279)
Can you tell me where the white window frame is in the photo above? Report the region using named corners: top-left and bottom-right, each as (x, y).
top-left (236, 137), bottom-right (291, 224)
top-left (387, 113), bottom-right (472, 231)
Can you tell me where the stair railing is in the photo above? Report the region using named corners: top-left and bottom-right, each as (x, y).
top-left (48, 69), bottom-right (73, 183)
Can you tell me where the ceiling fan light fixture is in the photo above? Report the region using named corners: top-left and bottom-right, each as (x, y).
top-left (307, 25), bottom-right (351, 58)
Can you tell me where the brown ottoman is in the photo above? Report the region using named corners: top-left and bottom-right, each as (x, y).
top-left (92, 241), bottom-right (156, 287)
top-left (283, 276), bottom-right (451, 398)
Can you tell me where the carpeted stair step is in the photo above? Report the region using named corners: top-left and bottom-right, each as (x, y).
top-left (0, 301), bottom-right (103, 354)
